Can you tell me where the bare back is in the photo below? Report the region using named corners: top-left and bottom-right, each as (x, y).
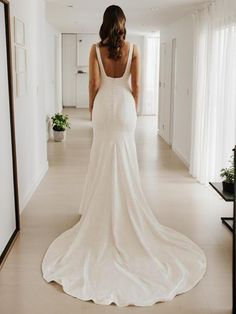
top-left (89, 40), bottom-right (141, 111)
top-left (98, 41), bottom-right (132, 78)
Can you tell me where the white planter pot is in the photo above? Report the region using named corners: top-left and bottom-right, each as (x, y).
top-left (53, 130), bottom-right (66, 142)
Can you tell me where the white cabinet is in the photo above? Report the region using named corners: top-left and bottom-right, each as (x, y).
top-left (62, 33), bottom-right (99, 108)
top-left (77, 34), bottom-right (98, 66)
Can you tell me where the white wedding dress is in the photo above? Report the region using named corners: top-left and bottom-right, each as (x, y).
top-left (41, 42), bottom-right (207, 307)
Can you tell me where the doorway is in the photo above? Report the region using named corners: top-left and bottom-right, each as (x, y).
top-left (141, 35), bottom-right (160, 116)
top-left (169, 38), bottom-right (177, 146)
top-left (158, 42), bottom-right (166, 139)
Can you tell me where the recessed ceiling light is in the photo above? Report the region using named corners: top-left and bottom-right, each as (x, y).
top-left (150, 7), bottom-right (159, 11)
top-left (67, 5), bottom-right (73, 8)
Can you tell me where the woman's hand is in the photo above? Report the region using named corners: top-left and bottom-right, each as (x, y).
top-left (89, 107), bottom-right (93, 121)
top-left (131, 92), bottom-right (138, 115)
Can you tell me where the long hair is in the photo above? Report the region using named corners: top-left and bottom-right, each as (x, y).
top-left (99, 5), bottom-right (126, 60)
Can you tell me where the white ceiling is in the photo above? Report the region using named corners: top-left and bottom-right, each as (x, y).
top-left (45, 0), bottom-right (207, 34)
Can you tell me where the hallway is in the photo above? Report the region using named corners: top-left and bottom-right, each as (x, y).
top-left (0, 108), bottom-right (232, 313)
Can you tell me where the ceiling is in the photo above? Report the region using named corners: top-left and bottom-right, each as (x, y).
top-left (45, 0), bottom-right (207, 35)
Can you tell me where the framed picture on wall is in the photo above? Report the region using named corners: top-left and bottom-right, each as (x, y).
top-left (15, 46), bottom-right (26, 73)
top-left (14, 17), bottom-right (25, 46)
top-left (16, 72), bottom-right (26, 97)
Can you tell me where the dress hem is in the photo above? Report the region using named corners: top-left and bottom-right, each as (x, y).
top-left (41, 260), bottom-right (207, 307)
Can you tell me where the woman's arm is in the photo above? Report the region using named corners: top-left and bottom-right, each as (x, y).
top-left (130, 44), bottom-right (141, 112)
top-left (88, 44), bottom-right (100, 120)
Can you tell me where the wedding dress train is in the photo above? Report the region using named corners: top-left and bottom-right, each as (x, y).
top-left (41, 42), bottom-right (207, 307)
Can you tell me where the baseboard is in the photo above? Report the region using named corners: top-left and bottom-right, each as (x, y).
top-left (158, 130), bottom-right (170, 145)
top-left (139, 113), bottom-right (156, 116)
top-left (20, 161), bottom-right (49, 213)
top-left (172, 144), bottom-right (190, 168)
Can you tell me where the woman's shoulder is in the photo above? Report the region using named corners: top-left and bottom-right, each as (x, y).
top-left (126, 41), bottom-right (139, 53)
top-left (90, 42), bottom-right (100, 55)
top-left (92, 42), bottom-right (99, 49)
top-left (91, 40), bottom-right (138, 54)
top-left (124, 40), bottom-right (133, 48)
top-left (93, 40), bottom-right (136, 47)
top-left (126, 42), bottom-right (139, 59)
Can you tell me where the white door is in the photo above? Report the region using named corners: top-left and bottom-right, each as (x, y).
top-left (77, 34), bottom-right (97, 66)
top-left (62, 34), bottom-right (77, 107)
top-left (55, 34), bottom-right (62, 113)
top-left (76, 34), bottom-right (99, 108)
top-left (76, 71), bottom-right (89, 108)
top-left (0, 3), bottom-right (17, 257)
top-left (169, 39), bottom-right (177, 145)
top-left (62, 33), bottom-right (99, 108)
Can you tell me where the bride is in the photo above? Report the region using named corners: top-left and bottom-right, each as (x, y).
top-left (41, 5), bottom-right (207, 307)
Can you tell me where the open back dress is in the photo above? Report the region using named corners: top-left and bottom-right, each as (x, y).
top-left (41, 42), bottom-right (207, 307)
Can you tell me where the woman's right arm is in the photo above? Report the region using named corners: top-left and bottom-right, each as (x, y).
top-left (88, 44), bottom-right (100, 120)
top-left (130, 44), bottom-right (141, 112)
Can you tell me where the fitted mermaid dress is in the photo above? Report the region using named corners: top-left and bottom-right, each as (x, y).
top-left (41, 42), bottom-right (207, 307)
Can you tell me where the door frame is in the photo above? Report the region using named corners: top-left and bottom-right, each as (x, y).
top-left (169, 38), bottom-right (177, 146)
top-left (0, 0), bottom-right (20, 266)
top-left (158, 42), bottom-right (166, 138)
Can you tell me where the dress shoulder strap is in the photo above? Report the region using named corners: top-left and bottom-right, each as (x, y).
top-left (126, 42), bottom-right (134, 75)
top-left (95, 43), bottom-right (106, 77)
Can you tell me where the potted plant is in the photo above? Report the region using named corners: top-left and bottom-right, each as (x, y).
top-left (220, 154), bottom-right (234, 193)
top-left (51, 113), bottom-right (70, 142)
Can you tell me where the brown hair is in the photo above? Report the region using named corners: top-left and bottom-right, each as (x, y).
top-left (99, 5), bottom-right (126, 60)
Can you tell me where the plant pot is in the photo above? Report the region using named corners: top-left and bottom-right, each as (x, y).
top-left (222, 181), bottom-right (234, 194)
top-left (53, 130), bottom-right (66, 142)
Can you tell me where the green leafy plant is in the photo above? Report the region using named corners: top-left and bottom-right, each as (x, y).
top-left (51, 113), bottom-right (71, 132)
top-left (220, 154), bottom-right (234, 183)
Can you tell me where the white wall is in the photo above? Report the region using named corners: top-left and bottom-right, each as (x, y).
top-left (55, 34), bottom-right (62, 113)
top-left (45, 22), bottom-right (62, 138)
top-left (10, 0), bottom-right (60, 212)
top-left (159, 14), bottom-right (194, 166)
top-left (127, 34), bottom-right (145, 115)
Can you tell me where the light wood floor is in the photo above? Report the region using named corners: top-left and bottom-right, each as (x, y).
top-left (0, 108), bottom-right (232, 313)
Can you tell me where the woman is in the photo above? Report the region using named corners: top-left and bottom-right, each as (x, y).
top-left (88, 6), bottom-right (140, 120)
top-left (42, 5), bottom-right (207, 307)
